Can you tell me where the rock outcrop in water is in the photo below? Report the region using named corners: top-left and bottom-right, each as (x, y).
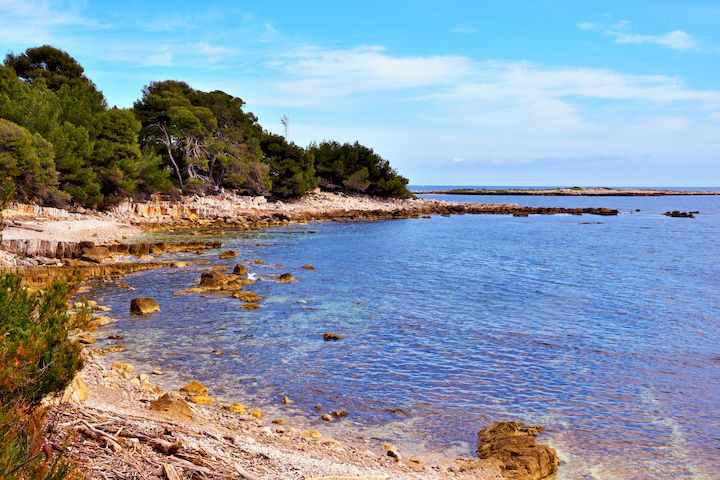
top-left (477, 421), bottom-right (559, 480)
top-left (664, 210), bottom-right (697, 218)
top-left (130, 298), bottom-right (160, 315)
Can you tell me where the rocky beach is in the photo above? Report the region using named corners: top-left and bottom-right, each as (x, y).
top-left (0, 191), bottom-right (606, 479)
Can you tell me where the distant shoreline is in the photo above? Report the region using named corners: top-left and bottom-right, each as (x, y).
top-left (415, 187), bottom-right (720, 196)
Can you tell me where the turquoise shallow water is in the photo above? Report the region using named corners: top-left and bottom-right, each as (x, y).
top-left (89, 195), bottom-right (720, 480)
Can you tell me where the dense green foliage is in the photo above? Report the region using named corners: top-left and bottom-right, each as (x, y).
top-left (0, 45), bottom-right (410, 205)
top-left (134, 80), bottom-right (272, 194)
top-left (0, 275), bottom-right (82, 480)
top-left (262, 132), bottom-right (317, 197)
top-left (310, 141), bottom-right (410, 197)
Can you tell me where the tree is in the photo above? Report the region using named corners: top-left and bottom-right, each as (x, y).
top-left (0, 60), bottom-right (103, 207)
top-left (0, 119), bottom-right (65, 204)
top-left (135, 82), bottom-right (270, 193)
top-left (137, 147), bottom-right (174, 195)
top-left (310, 141), bottom-right (410, 197)
top-left (93, 108), bottom-right (142, 199)
top-left (262, 133), bottom-right (317, 197)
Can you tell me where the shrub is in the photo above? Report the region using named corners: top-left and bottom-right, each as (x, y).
top-left (0, 274), bottom-right (83, 479)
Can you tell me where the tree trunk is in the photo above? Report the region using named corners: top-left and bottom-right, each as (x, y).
top-left (159, 125), bottom-right (183, 187)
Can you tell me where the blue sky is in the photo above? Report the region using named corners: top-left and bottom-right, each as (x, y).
top-left (2, 1), bottom-right (719, 186)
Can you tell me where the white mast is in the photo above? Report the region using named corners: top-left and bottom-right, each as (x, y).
top-left (281, 115), bottom-right (289, 139)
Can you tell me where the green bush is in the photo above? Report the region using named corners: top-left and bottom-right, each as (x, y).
top-left (0, 274), bottom-right (83, 479)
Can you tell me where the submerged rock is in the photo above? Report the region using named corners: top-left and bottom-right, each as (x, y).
top-left (476, 421), bottom-right (559, 480)
top-left (240, 303), bottom-right (261, 310)
top-left (130, 297), bottom-right (160, 315)
top-left (232, 291), bottom-right (262, 303)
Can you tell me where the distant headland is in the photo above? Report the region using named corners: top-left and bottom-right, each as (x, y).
top-left (415, 187), bottom-right (720, 196)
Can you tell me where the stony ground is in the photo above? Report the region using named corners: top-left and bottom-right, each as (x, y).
top-left (46, 346), bottom-right (503, 480)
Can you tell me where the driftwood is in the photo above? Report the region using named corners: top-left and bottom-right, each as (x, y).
top-left (162, 463), bottom-right (181, 480)
top-left (46, 403), bottom-right (256, 479)
top-left (234, 464), bottom-right (262, 480)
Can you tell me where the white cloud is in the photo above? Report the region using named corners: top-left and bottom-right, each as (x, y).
top-left (257, 45), bottom-right (474, 106)
top-left (614, 30), bottom-right (697, 50)
top-left (577, 21), bottom-right (595, 31)
top-left (614, 19), bottom-right (630, 29)
top-left (0, 0), bottom-right (100, 43)
top-left (256, 46), bottom-right (720, 109)
top-left (259, 21), bottom-right (280, 42)
top-left (451, 26), bottom-right (476, 35)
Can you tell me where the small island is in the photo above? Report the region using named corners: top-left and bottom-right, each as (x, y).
top-left (416, 187), bottom-right (720, 196)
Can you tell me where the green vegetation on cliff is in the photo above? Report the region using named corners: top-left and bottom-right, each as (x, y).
top-left (0, 45), bottom-right (410, 207)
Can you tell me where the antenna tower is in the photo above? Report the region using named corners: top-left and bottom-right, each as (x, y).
top-left (281, 115), bottom-right (289, 139)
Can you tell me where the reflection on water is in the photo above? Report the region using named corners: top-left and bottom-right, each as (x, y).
top-left (89, 195), bottom-right (720, 480)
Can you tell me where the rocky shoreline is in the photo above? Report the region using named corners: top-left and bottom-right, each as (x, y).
top-left (1, 191), bottom-right (592, 478)
top-left (47, 322), bottom-right (557, 480)
top-left (1, 191), bottom-right (617, 273)
top-left (417, 187), bottom-right (720, 196)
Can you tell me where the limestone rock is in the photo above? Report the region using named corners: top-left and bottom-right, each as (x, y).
top-left (301, 429), bottom-right (322, 439)
top-left (130, 297), bottom-right (160, 315)
top-left (150, 393), bottom-right (193, 421)
top-left (323, 332), bottom-right (343, 341)
top-left (199, 271), bottom-right (230, 289)
top-left (112, 362), bottom-right (135, 373)
top-left (76, 333), bottom-right (95, 345)
top-left (179, 380), bottom-right (208, 396)
top-left (219, 250), bottom-right (238, 259)
top-left (187, 394), bottom-right (215, 405)
top-left (80, 246), bottom-right (112, 263)
top-left (62, 375), bottom-right (88, 403)
top-left (250, 407), bottom-right (263, 419)
top-left (232, 264), bottom-right (249, 276)
top-left (277, 273), bottom-right (296, 283)
top-left (232, 291), bottom-right (261, 303)
top-left (302, 264), bottom-right (315, 270)
top-left (322, 413), bottom-right (332, 421)
top-left (477, 421), bottom-right (559, 480)
top-left (223, 403), bottom-right (247, 414)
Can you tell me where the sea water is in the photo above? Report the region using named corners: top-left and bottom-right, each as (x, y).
top-left (88, 192), bottom-right (720, 479)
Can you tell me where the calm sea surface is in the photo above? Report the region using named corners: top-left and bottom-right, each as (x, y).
top-left (89, 192), bottom-right (720, 480)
